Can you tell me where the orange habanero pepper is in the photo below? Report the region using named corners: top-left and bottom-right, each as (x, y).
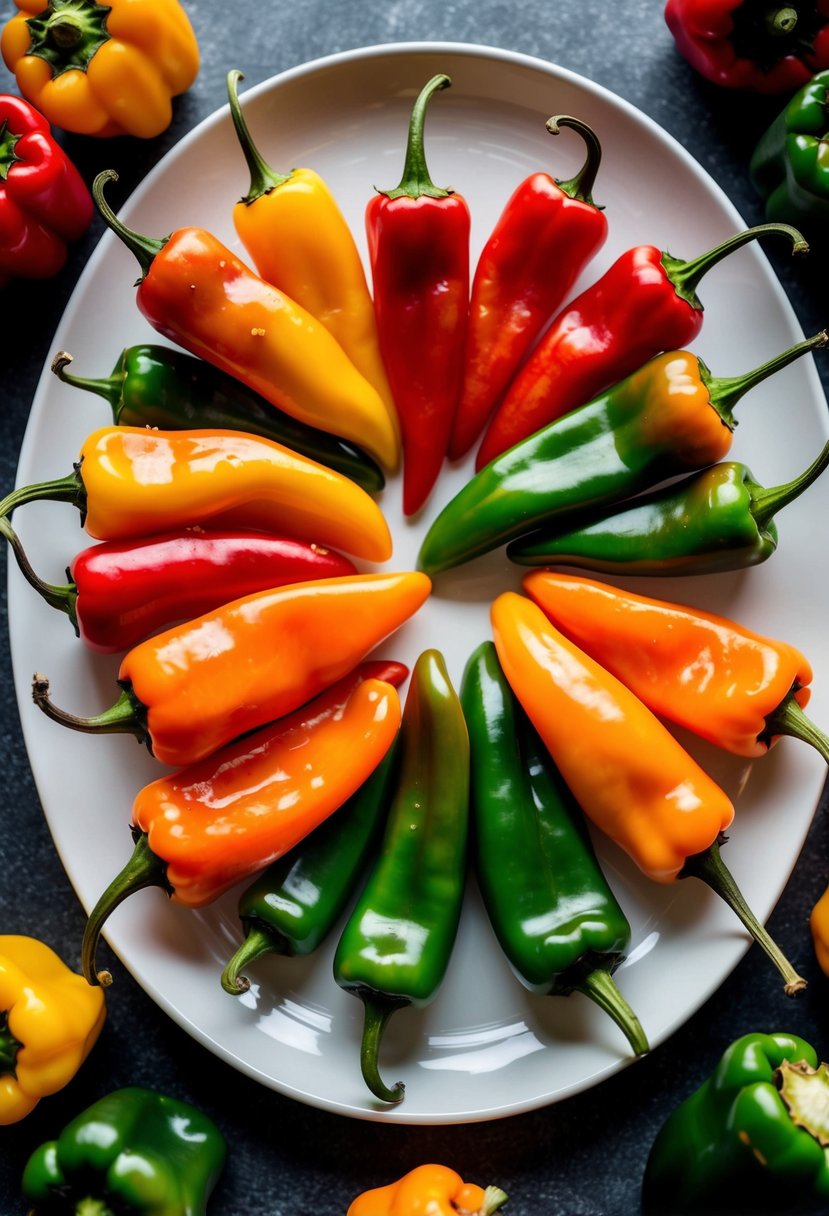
top-left (347, 1164), bottom-right (508, 1216)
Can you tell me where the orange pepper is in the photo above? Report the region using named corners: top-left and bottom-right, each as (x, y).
top-left (810, 884), bottom-right (829, 976)
top-left (347, 1164), bottom-right (508, 1216)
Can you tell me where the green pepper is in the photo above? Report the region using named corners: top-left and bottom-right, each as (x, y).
top-left (51, 345), bottom-right (385, 494)
top-left (642, 1032), bottom-right (829, 1214)
top-left (416, 332), bottom-right (826, 575)
top-left (461, 641), bottom-right (648, 1058)
top-left (751, 70), bottom-right (829, 238)
top-left (221, 742), bottom-right (399, 995)
top-left (21, 1085), bottom-right (226, 1214)
top-left (333, 648), bottom-right (470, 1106)
top-left (508, 438), bottom-right (829, 575)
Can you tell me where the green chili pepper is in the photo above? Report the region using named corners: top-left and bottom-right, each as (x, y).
top-left (751, 70), bottom-right (829, 238)
top-left (461, 641), bottom-right (648, 1058)
top-left (508, 438), bottom-right (829, 574)
top-left (21, 1085), bottom-right (226, 1214)
top-left (51, 345), bottom-right (385, 494)
top-left (417, 332), bottom-right (827, 575)
top-left (221, 742), bottom-right (399, 995)
top-left (333, 648), bottom-right (470, 1106)
top-left (642, 1032), bottom-right (829, 1214)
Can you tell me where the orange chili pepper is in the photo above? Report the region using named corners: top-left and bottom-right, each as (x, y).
top-left (810, 884), bottom-right (829, 976)
top-left (347, 1164), bottom-right (508, 1216)
top-left (490, 591), bottom-right (806, 994)
top-left (33, 571), bottom-right (431, 767)
top-left (523, 571), bottom-right (827, 762)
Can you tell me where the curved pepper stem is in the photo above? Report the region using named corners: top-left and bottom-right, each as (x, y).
top-left (31, 674), bottom-right (148, 748)
top-left (547, 114), bottom-right (603, 205)
top-left (663, 222), bottom-right (809, 310)
top-left (357, 991), bottom-right (408, 1104)
top-left (221, 925), bottom-right (291, 996)
top-left (702, 328), bottom-right (829, 429)
top-left (751, 437), bottom-right (829, 531)
top-left (93, 170), bottom-right (168, 280)
top-left (51, 349), bottom-right (121, 412)
top-left (0, 467), bottom-right (83, 522)
top-left (576, 967), bottom-right (649, 1057)
top-left (763, 692), bottom-right (829, 766)
top-left (378, 74), bottom-right (452, 201)
top-left (82, 832), bottom-right (171, 987)
top-left (681, 836), bottom-right (807, 997)
top-left (226, 69), bottom-right (291, 204)
top-left (0, 516), bottom-right (78, 631)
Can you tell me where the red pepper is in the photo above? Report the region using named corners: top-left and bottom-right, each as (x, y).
top-left (366, 74), bottom-right (470, 516)
top-left (448, 114), bottom-right (608, 461)
top-left (0, 92), bottom-right (92, 287)
top-left (665, 0), bottom-right (829, 93)
top-left (474, 222), bottom-right (807, 469)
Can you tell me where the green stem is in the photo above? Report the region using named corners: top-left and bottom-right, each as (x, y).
top-left (92, 170), bottom-right (167, 280)
top-left (481, 1186), bottom-right (510, 1215)
top-left (379, 74), bottom-right (452, 201)
top-left (681, 836), bottom-right (807, 997)
top-left (75, 1199), bottom-right (116, 1216)
top-left (763, 691), bottom-right (829, 764)
top-left (51, 349), bottom-right (121, 411)
top-left (31, 674), bottom-right (147, 745)
top-left (703, 329), bottom-right (829, 429)
top-left (358, 992), bottom-right (407, 1104)
top-left (547, 114), bottom-right (602, 203)
top-left (0, 514), bottom-right (78, 628)
top-left (226, 69), bottom-right (290, 204)
top-left (0, 468), bottom-right (84, 522)
top-left (768, 5), bottom-right (798, 36)
top-left (663, 222), bottom-right (808, 310)
top-left (221, 925), bottom-right (289, 996)
top-left (82, 832), bottom-right (171, 986)
top-left (576, 967), bottom-right (649, 1057)
top-left (0, 1012), bottom-right (21, 1076)
top-left (751, 438), bottom-right (829, 531)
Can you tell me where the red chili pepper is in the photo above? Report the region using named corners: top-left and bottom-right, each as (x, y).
top-left (366, 74), bottom-right (470, 516)
top-left (448, 114), bottom-right (608, 461)
top-left (665, 0), bottom-right (829, 93)
top-left (0, 92), bottom-right (92, 287)
top-left (474, 221), bottom-right (807, 469)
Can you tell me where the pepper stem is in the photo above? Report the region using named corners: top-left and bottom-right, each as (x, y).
top-left (0, 516), bottom-right (78, 630)
top-left (547, 115), bottom-right (603, 204)
top-left (357, 991), bottom-right (407, 1104)
top-left (763, 690), bottom-right (829, 765)
top-left (0, 1012), bottom-right (21, 1076)
top-left (226, 69), bottom-right (290, 204)
top-left (0, 468), bottom-right (84, 522)
top-left (74, 1199), bottom-right (116, 1216)
top-left (703, 329), bottom-right (829, 429)
top-left (576, 967), bottom-right (649, 1057)
top-left (92, 170), bottom-right (167, 280)
top-left (221, 925), bottom-right (289, 996)
top-left (769, 5), bottom-right (798, 35)
top-left (481, 1186), bottom-right (510, 1215)
top-left (31, 674), bottom-right (148, 747)
top-left (82, 832), bottom-right (171, 986)
top-left (751, 438), bottom-right (829, 531)
top-left (51, 350), bottom-right (121, 411)
top-left (379, 74), bottom-right (452, 201)
top-left (663, 223), bottom-right (808, 310)
top-left (681, 836), bottom-right (807, 996)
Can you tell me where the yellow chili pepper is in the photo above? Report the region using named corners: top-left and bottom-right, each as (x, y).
top-left (347, 1164), bottom-right (508, 1216)
top-left (810, 885), bottom-right (829, 976)
top-left (0, 935), bottom-right (106, 1125)
top-left (1, 0), bottom-right (199, 139)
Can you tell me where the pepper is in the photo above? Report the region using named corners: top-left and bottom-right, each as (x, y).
top-left (81, 663), bottom-right (403, 986)
top-left (226, 68), bottom-right (398, 451)
top-left (474, 222), bottom-right (806, 469)
top-left (33, 570), bottom-right (430, 767)
top-left (750, 68), bottom-right (829, 238)
top-left (810, 882), bottom-right (829, 974)
top-left (333, 649), bottom-right (470, 1104)
top-left (21, 1085), bottom-right (226, 1214)
top-left (523, 571), bottom-right (829, 764)
top-left (1, 516), bottom-right (358, 653)
top-left (221, 732), bottom-right (401, 996)
top-left (642, 1032), bottom-right (829, 1213)
top-left (460, 642), bottom-right (649, 1057)
top-left (418, 330), bottom-right (826, 575)
top-left (0, 425), bottom-right (392, 563)
top-left (92, 171), bottom-right (399, 471)
top-left (0, 92), bottom-right (91, 287)
top-left (447, 114), bottom-right (608, 460)
top-left (0, 935), bottom-right (105, 1125)
top-left (665, 0), bottom-right (829, 93)
top-left (51, 346), bottom-right (386, 493)
top-left (1, 0), bottom-right (199, 138)
top-left (347, 1164), bottom-right (508, 1216)
top-left (366, 74), bottom-right (471, 515)
top-left (491, 591), bottom-right (806, 995)
top-left (508, 435), bottom-right (829, 574)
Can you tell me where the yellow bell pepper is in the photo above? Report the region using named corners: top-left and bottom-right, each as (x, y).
top-left (0, 935), bottom-right (106, 1125)
top-left (1, 0), bottom-right (199, 138)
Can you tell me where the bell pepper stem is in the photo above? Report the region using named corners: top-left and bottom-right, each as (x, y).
top-left (0, 468), bottom-right (83, 521)
top-left (768, 5), bottom-right (798, 35)
top-left (0, 1012), bottom-right (22, 1075)
top-left (221, 925), bottom-right (290, 996)
top-left (51, 349), bottom-right (121, 410)
top-left (226, 69), bottom-right (290, 203)
top-left (703, 329), bottom-right (829, 428)
top-left (576, 967), bottom-right (650, 1057)
top-left (481, 1186), bottom-right (510, 1215)
top-left (0, 515), bottom-right (78, 628)
top-left (751, 437), bottom-right (829, 531)
top-left (763, 691), bottom-right (829, 765)
top-left (681, 836), bottom-right (807, 996)
top-left (663, 222), bottom-right (808, 310)
top-left (547, 114), bottom-right (603, 203)
top-left (92, 170), bottom-right (167, 280)
top-left (73, 1199), bottom-right (115, 1216)
top-left (357, 991), bottom-right (407, 1104)
top-left (31, 674), bottom-right (148, 746)
top-left (82, 832), bottom-right (171, 987)
top-left (379, 74), bottom-right (452, 201)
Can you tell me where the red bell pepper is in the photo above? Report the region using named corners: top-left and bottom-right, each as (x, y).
top-left (448, 114), bottom-right (608, 461)
top-left (0, 92), bottom-right (92, 287)
top-left (366, 73), bottom-right (470, 516)
top-left (474, 221), bottom-right (807, 469)
top-left (665, 0), bottom-right (829, 93)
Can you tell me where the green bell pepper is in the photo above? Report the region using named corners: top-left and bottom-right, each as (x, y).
top-left (21, 1085), bottom-right (226, 1215)
top-left (642, 1032), bottom-right (829, 1214)
top-left (751, 70), bottom-right (829, 236)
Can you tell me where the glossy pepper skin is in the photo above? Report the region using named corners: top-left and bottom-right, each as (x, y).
top-left (333, 649), bottom-right (470, 1104)
top-left (22, 1085), bottom-right (226, 1214)
top-left (93, 172), bottom-right (399, 472)
top-left (448, 115), bottom-right (608, 460)
top-left (474, 222), bottom-right (806, 469)
top-left (751, 69), bottom-right (829, 238)
top-left (33, 570), bottom-right (430, 767)
top-left (491, 592), bottom-right (806, 995)
top-left (226, 69), bottom-right (398, 450)
top-left (51, 346), bottom-right (386, 493)
top-left (809, 884), bottom-right (829, 973)
top-left (0, 425), bottom-right (392, 563)
top-left (348, 1164), bottom-right (508, 1216)
top-left (461, 642), bottom-right (648, 1057)
top-left (642, 1032), bottom-right (829, 1214)
top-left (0, 935), bottom-right (105, 1125)
top-left (665, 0), bottom-right (829, 93)
top-left (1, 0), bottom-right (199, 138)
top-left (0, 92), bottom-right (91, 287)
top-left (367, 74), bottom-right (471, 515)
top-left (81, 664), bottom-right (404, 986)
top-left (418, 330), bottom-right (824, 575)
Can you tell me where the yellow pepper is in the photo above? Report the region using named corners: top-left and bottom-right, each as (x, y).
top-left (0, 935), bottom-right (106, 1125)
top-left (347, 1164), bottom-right (508, 1216)
top-left (1, 0), bottom-right (199, 138)
top-left (810, 885), bottom-right (829, 976)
